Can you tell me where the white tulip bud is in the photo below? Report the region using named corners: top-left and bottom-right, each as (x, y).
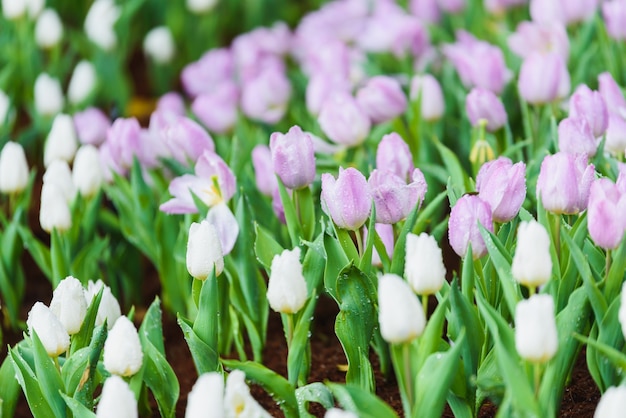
top-left (35, 9), bottom-right (63, 48)
top-left (186, 0), bottom-right (218, 14)
top-left (325, 409), bottom-right (359, 418)
top-left (378, 273), bottom-right (426, 344)
top-left (186, 220), bottom-right (224, 280)
top-left (26, 0), bottom-right (43, 18)
top-left (34, 73), bottom-right (64, 116)
top-left (185, 372), bottom-right (224, 418)
top-left (511, 220), bottom-right (553, 288)
top-left (27, 302), bottom-right (70, 357)
top-left (143, 26), bottom-right (175, 64)
top-left (96, 375), bottom-right (138, 418)
top-left (594, 386), bottom-right (626, 418)
top-left (72, 145), bottom-right (103, 197)
top-left (85, 280), bottom-right (121, 330)
top-left (43, 160), bottom-right (76, 203)
top-left (2, 0), bottom-right (26, 19)
top-left (84, 0), bottom-right (120, 51)
top-left (515, 294), bottom-right (558, 363)
top-left (44, 113), bottom-right (78, 167)
top-left (404, 233), bottom-right (446, 295)
top-left (224, 370), bottom-right (271, 418)
top-left (0, 142), bottom-right (29, 194)
top-left (68, 61), bottom-right (97, 105)
top-left (49, 276), bottom-right (88, 335)
top-left (103, 316), bottom-right (143, 376)
top-left (266, 247), bottom-right (308, 314)
top-left (0, 89), bottom-right (11, 125)
top-left (39, 182), bottom-right (72, 233)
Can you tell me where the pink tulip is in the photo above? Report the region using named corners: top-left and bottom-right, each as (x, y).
top-left (476, 157), bottom-right (526, 223)
top-left (508, 21), bottom-right (569, 59)
top-left (74, 107), bottom-right (110, 146)
top-left (448, 194), bottom-right (493, 259)
top-left (409, 74), bottom-right (445, 121)
top-left (518, 52), bottom-right (570, 105)
top-left (318, 92), bottom-right (371, 147)
top-left (376, 132), bottom-right (414, 182)
top-left (356, 76), bottom-right (407, 124)
top-left (465, 88), bottom-right (508, 132)
top-left (587, 178), bottom-right (626, 249)
top-left (557, 117), bottom-right (597, 157)
top-left (321, 167), bottom-right (371, 230)
top-left (251, 144), bottom-right (277, 196)
top-left (569, 85), bottom-right (608, 138)
top-left (369, 168), bottom-right (427, 224)
top-left (269, 125), bottom-right (316, 190)
top-left (192, 82), bottom-right (239, 134)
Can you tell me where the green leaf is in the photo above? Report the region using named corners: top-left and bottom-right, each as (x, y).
top-left (434, 138), bottom-right (469, 195)
top-left (60, 394), bottom-right (97, 418)
top-left (17, 224), bottom-right (52, 279)
top-left (296, 383), bottom-right (334, 417)
top-left (141, 342), bottom-right (179, 418)
top-left (390, 201), bottom-right (421, 276)
top-left (296, 186), bottom-right (316, 242)
top-left (50, 228), bottom-right (69, 287)
top-left (139, 297), bottom-right (166, 354)
top-left (30, 332), bottom-right (66, 418)
top-left (277, 178), bottom-right (301, 248)
top-left (70, 288), bottom-right (104, 355)
top-left (9, 348), bottom-right (56, 418)
top-left (287, 290), bottom-right (317, 386)
top-left (254, 223), bottom-right (285, 270)
top-left (323, 232), bottom-right (350, 301)
top-left (413, 190), bottom-right (448, 234)
top-left (0, 356), bottom-right (20, 418)
top-left (191, 271), bottom-right (220, 372)
top-left (326, 383), bottom-right (399, 418)
top-left (177, 315), bottom-right (219, 374)
top-left (416, 294), bottom-right (450, 371)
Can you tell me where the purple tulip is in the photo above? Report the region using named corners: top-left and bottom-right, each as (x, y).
top-left (181, 48), bottom-right (234, 98)
top-left (305, 74), bottom-right (350, 116)
top-left (272, 186), bottom-right (286, 224)
top-left (598, 72), bottom-right (626, 116)
top-left (318, 92), bottom-right (371, 147)
top-left (74, 107), bottom-right (110, 146)
top-left (448, 194), bottom-right (493, 259)
top-left (240, 67), bottom-right (291, 125)
top-left (557, 117), bottom-right (597, 157)
top-left (252, 144), bottom-right (278, 196)
top-left (536, 152), bottom-right (595, 215)
top-left (321, 167), bottom-right (371, 230)
top-left (101, 117), bottom-right (143, 176)
top-left (369, 168), bottom-right (427, 224)
top-left (605, 114), bottom-right (626, 157)
top-left (476, 157), bottom-right (526, 223)
top-left (355, 76), bottom-right (407, 124)
top-left (156, 92), bottom-right (186, 116)
top-left (507, 21), bottom-right (569, 60)
top-left (365, 223), bottom-right (395, 266)
top-left (587, 178), bottom-right (626, 249)
top-left (409, 0), bottom-right (441, 23)
top-left (438, 0), bottom-right (465, 13)
top-left (568, 85), bottom-right (608, 138)
top-left (604, 1), bottom-right (626, 41)
top-left (376, 132), bottom-right (414, 182)
top-left (270, 125), bottom-right (316, 190)
top-left (484, 0), bottom-right (527, 15)
top-left (465, 88), bottom-right (508, 132)
top-left (164, 117), bottom-right (216, 165)
top-left (409, 74), bottom-right (445, 121)
top-left (529, 0), bottom-right (565, 25)
top-left (518, 52), bottom-right (570, 105)
top-left (561, 0), bottom-right (598, 25)
top-left (192, 82), bottom-right (239, 135)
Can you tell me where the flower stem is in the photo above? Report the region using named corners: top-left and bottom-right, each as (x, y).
top-left (605, 249), bottom-right (612, 282)
top-left (533, 362), bottom-right (542, 398)
top-left (286, 313), bottom-right (294, 350)
top-left (422, 294), bottom-right (429, 320)
top-left (403, 342), bottom-right (413, 411)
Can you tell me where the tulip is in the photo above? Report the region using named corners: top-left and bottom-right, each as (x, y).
top-left (68, 61), bottom-right (97, 105)
top-left (507, 21), bottom-right (569, 60)
top-left (44, 114), bottom-right (78, 167)
top-left (356, 10), bottom-right (429, 58)
top-left (143, 26), bottom-right (175, 64)
top-left (404, 233), bottom-right (446, 295)
top-left (561, 0), bottom-right (598, 25)
top-left (439, 0), bottom-right (465, 13)
top-left (251, 145), bottom-right (278, 196)
top-left (186, 220), bottom-right (224, 279)
top-left (603, 1), bottom-right (626, 41)
top-left (518, 52), bottom-right (570, 105)
top-left (34, 73), bottom-right (64, 116)
top-left (224, 370), bottom-right (272, 417)
top-left (484, 0), bottom-right (528, 15)
top-left (321, 168), bottom-right (372, 230)
top-left (476, 157), bottom-right (526, 223)
top-left (39, 182), bottom-right (72, 233)
top-left (529, 0), bottom-right (564, 25)
top-left (515, 294), bottom-right (558, 363)
top-left (376, 133), bottom-right (414, 181)
top-left (325, 409), bottom-right (358, 418)
top-left (186, 0), bottom-right (217, 14)
top-left (0, 90), bottom-right (10, 126)
top-left (43, 160), bottom-right (76, 203)
top-left (605, 115), bottom-right (626, 158)
top-left (619, 282), bottom-right (626, 341)
top-left (27, 302), bottom-right (70, 357)
top-left (84, 0), bottom-right (120, 51)
top-left (270, 125), bottom-right (316, 190)
top-left (186, 373), bottom-right (224, 418)
top-left (26, 0), bottom-right (42, 18)
top-left (318, 92), bottom-right (371, 147)
top-left (35, 8), bottom-right (63, 48)
top-left (557, 117), bottom-right (597, 157)
top-left (369, 168), bottom-right (427, 224)
top-left (267, 247), bottom-right (308, 314)
top-left (49, 276), bottom-right (88, 335)
top-left (74, 108), bottom-right (110, 146)
top-left (0, 142), bottom-right (29, 194)
top-left (448, 194), bottom-right (493, 259)
top-left (306, 74), bottom-right (351, 116)
top-left (191, 82), bottom-right (239, 134)
top-left (569, 85), bottom-right (608, 138)
top-left (162, 117), bottom-right (215, 165)
top-left (465, 88), bottom-right (508, 132)
top-left (240, 67), bottom-right (291, 124)
top-left (366, 223), bottom-right (394, 267)
top-left (103, 316), bottom-right (143, 376)
top-left (157, 92), bottom-right (186, 116)
top-left (587, 179), bottom-right (626, 250)
top-left (84, 279), bottom-right (121, 330)
top-left (511, 220), bottom-right (553, 288)
top-left (409, 0), bottom-right (440, 23)
top-left (73, 145), bottom-right (104, 197)
top-left (96, 375), bottom-right (138, 418)
top-left (595, 386), bottom-right (626, 418)
top-left (378, 273), bottom-right (426, 344)
top-left (2, 0), bottom-right (26, 19)
top-left (409, 74), bottom-right (445, 121)
top-left (355, 76), bottom-right (407, 124)
top-left (181, 48), bottom-right (234, 98)
top-left (598, 72), bottom-right (626, 116)
top-left (536, 152), bottom-right (595, 215)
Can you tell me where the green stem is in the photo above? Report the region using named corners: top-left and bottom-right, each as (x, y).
top-left (605, 249), bottom-right (612, 281)
top-left (533, 362), bottom-right (542, 398)
top-left (553, 213), bottom-right (561, 263)
top-left (403, 342), bottom-right (413, 412)
top-left (192, 278), bottom-right (202, 309)
top-left (286, 313), bottom-right (294, 350)
top-left (421, 294), bottom-right (428, 320)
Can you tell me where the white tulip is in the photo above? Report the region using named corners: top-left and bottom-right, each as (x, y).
top-left (103, 316), bottom-right (143, 376)
top-left (378, 274), bottom-right (426, 344)
top-left (404, 232), bottom-right (446, 295)
top-left (39, 182), bottom-right (72, 233)
top-left (266, 247), bottom-right (308, 314)
top-left (25, 0), bottom-right (42, 18)
top-left (143, 26), bottom-right (175, 64)
top-left (0, 142), bottom-right (29, 194)
top-left (325, 409), bottom-right (358, 418)
top-left (96, 375), bottom-right (138, 418)
top-left (68, 61), bottom-right (97, 105)
top-left (186, 0), bottom-right (218, 14)
top-left (0, 89), bottom-right (11, 125)
top-left (35, 8), bottom-right (63, 48)
top-left (44, 113), bottom-right (78, 167)
top-left (43, 160), bottom-right (76, 203)
top-left (84, 0), bottom-right (120, 51)
top-left (2, 0), bottom-right (26, 19)
top-left (84, 280), bottom-right (121, 330)
top-left (72, 145), bottom-right (103, 197)
top-left (186, 372), bottom-right (225, 418)
top-left (34, 73), bottom-right (64, 116)
top-left (511, 220), bottom-right (553, 288)
top-left (224, 370), bottom-right (271, 418)
top-left (27, 302), bottom-right (70, 357)
top-left (595, 386), bottom-right (626, 418)
top-left (186, 220), bottom-right (224, 280)
top-left (49, 276), bottom-right (88, 335)
top-left (515, 294), bottom-right (558, 363)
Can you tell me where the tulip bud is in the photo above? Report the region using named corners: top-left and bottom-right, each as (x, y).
top-left (186, 0), bottom-right (218, 14)
top-left (557, 117), bottom-right (597, 157)
top-left (96, 375), bottom-right (138, 418)
top-left (68, 61), bottom-right (97, 105)
top-left (515, 294), bottom-right (558, 364)
top-left (49, 276), bottom-right (88, 335)
top-left (0, 89), bottom-right (10, 126)
top-left (465, 88), bottom-right (508, 132)
top-left (44, 114), bottom-right (78, 167)
top-left (2, 0), bottom-right (26, 19)
top-left (587, 178), bottom-right (626, 250)
top-left (27, 302), bottom-right (70, 357)
top-left (240, 67), bottom-right (291, 124)
top-left (518, 52), bottom-right (570, 105)
top-left (161, 116), bottom-right (215, 165)
top-left (26, 0), bottom-right (43, 18)
top-left (598, 72), bottom-right (626, 116)
top-left (605, 115), bottom-right (626, 158)
top-left (143, 26), bottom-right (175, 64)
top-left (511, 220), bottom-right (553, 288)
top-left (507, 21), bottom-right (569, 60)
top-left (35, 8), bottom-right (63, 48)
top-left (569, 85), bottom-right (608, 138)
top-left (318, 92), bottom-right (371, 147)
top-left (269, 125), bottom-right (316, 190)
top-left (603, 1), bottom-right (626, 41)
top-left (0, 142), bottom-right (29, 194)
top-left (376, 133), bottom-right (414, 181)
top-left (191, 82), bottom-right (239, 134)
top-left (404, 233), bottom-right (446, 295)
top-left (369, 168), bottom-right (427, 224)
top-left (34, 73), bottom-right (64, 116)
top-left (74, 108), bottom-right (110, 146)
top-left (224, 370), bottom-right (272, 417)
top-left (251, 145), bottom-right (277, 196)
top-left (267, 247), bottom-right (308, 314)
top-left (378, 273), bottom-right (426, 344)
top-left (321, 168), bottom-right (371, 230)
top-left (619, 282), bottom-right (626, 342)
top-left (85, 279), bottom-right (121, 330)
top-left (325, 409), bottom-right (358, 418)
top-left (187, 220), bottom-right (224, 280)
top-left (306, 74), bottom-right (351, 116)
top-left (448, 194), bottom-right (493, 259)
top-left (73, 145), bottom-right (104, 197)
top-left (39, 182), bottom-right (72, 233)
top-left (476, 157), bottom-right (526, 223)
top-left (355, 76), bottom-right (407, 124)
top-left (409, 74), bottom-right (445, 121)
top-left (103, 316), bottom-right (143, 377)
top-left (43, 160), bottom-right (76, 203)
top-left (186, 373), bottom-right (224, 418)
top-left (84, 0), bottom-right (120, 51)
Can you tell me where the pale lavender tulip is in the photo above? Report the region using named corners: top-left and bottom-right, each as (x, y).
top-left (558, 117), bottom-right (598, 157)
top-left (484, 0), bottom-right (526, 15)
top-left (598, 72), bottom-right (626, 116)
top-left (448, 194), bottom-right (493, 259)
top-left (376, 132), bottom-right (414, 181)
top-left (529, 0), bottom-right (564, 25)
top-left (604, 1), bottom-right (626, 41)
top-left (181, 48), bottom-right (234, 98)
top-left (162, 117), bottom-right (215, 165)
top-left (605, 115), bottom-right (626, 157)
top-left (306, 74), bottom-right (351, 116)
top-left (507, 21), bottom-right (569, 60)
top-left (357, 8), bottom-right (429, 58)
top-left (101, 117), bottom-right (143, 175)
top-left (476, 157), bottom-right (526, 223)
top-left (269, 125), bottom-right (316, 190)
top-left (298, 40), bottom-right (352, 81)
top-left (157, 92), bottom-right (186, 116)
top-left (536, 152), bottom-right (595, 215)
top-left (587, 178), bottom-right (626, 250)
top-left (409, 74), bottom-right (445, 121)
top-left (569, 85), bottom-right (608, 138)
top-left (438, 0), bottom-right (465, 13)
top-left (409, 0), bottom-right (441, 23)
top-left (465, 88), bottom-right (508, 132)
top-left (369, 168), bottom-right (427, 224)
top-left (192, 82), bottom-right (239, 135)
top-left (356, 76), bottom-right (407, 124)
top-left (318, 92), bottom-right (371, 147)
top-left (251, 145), bottom-right (277, 196)
top-left (365, 223), bottom-right (394, 267)
top-left (561, 0), bottom-right (598, 25)
top-left (518, 52), bottom-right (570, 105)
top-left (74, 107), bottom-right (110, 146)
top-left (240, 68), bottom-right (291, 124)
top-left (321, 167), bottom-right (371, 230)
